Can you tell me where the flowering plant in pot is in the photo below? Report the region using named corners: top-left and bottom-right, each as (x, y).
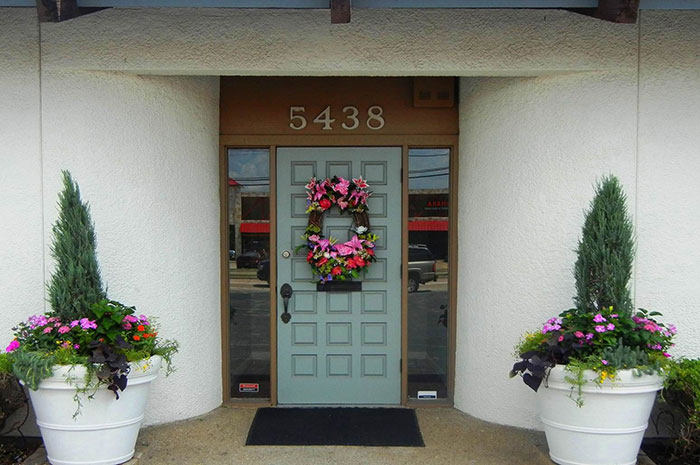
top-left (3, 171), bottom-right (177, 465)
top-left (510, 175), bottom-right (676, 465)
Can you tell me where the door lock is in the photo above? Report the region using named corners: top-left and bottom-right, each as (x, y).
top-left (280, 283), bottom-right (293, 324)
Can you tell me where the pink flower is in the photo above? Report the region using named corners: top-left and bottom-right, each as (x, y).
top-left (610, 314), bottom-right (619, 318)
top-left (5, 340), bottom-right (20, 352)
top-left (601, 359), bottom-right (609, 365)
top-left (594, 325), bottom-right (607, 333)
top-left (123, 322), bottom-right (133, 330)
top-left (70, 320), bottom-right (79, 327)
top-left (663, 352), bottom-right (672, 358)
top-left (352, 177), bottom-right (368, 189)
top-left (558, 335), bottom-right (564, 342)
top-left (73, 344), bottom-right (80, 350)
top-left (333, 178), bottom-right (350, 196)
top-left (334, 244), bottom-right (354, 257)
top-left (345, 235), bottom-right (364, 251)
top-left (606, 323), bottom-right (616, 331)
top-left (79, 318), bottom-right (97, 330)
top-left (43, 327), bottom-right (53, 334)
top-left (58, 326), bottom-right (71, 334)
top-left (585, 333), bottom-right (594, 341)
top-left (123, 315), bottom-right (138, 324)
top-left (28, 315), bottom-right (48, 329)
top-left (667, 324), bottom-right (678, 335)
top-left (593, 313), bottom-right (607, 323)
top-left (574, 331), bottom-right (585, 338)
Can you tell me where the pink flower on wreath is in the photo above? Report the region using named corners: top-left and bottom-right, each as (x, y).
top-left (352, 177), bottom-right (368, 189)
top-left (5, 340), bottom-right (20, 352)
top-left (337, 199), bottom-right (349, 210)
top-left (304, 178), bottom-right (316, 191)
top-left (333, 177), bottom-right (350, 196)
top-left (58, 326), bottom-right (71, 334)
top-left (595, 325), bottom-right (607, 333)
top-left (334, 244), bottom-right (354, 257)
top-left (345, 235), bottom-right (364, 251)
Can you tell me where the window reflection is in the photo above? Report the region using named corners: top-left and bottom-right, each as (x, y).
top-left (228, 148), bottom-right (270, 399)
top-left (407, 148), bottom-right (450, 400)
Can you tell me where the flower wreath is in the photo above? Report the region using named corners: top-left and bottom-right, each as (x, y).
top-left (300, 176), bottom-right (378, 283)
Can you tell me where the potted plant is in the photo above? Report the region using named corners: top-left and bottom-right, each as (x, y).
top-left (3, 171), bottom-right (177, 465)
top-left (510, 175), bottom-right (676, 465)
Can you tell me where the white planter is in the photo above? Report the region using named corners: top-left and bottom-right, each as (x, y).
top-left (27, 356), bottom-right (161, 465)
top-left (538, 365), bottom-right (663, 465)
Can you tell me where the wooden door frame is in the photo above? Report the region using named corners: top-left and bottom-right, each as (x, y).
top-left (220, 134), bottom-right (459, 407)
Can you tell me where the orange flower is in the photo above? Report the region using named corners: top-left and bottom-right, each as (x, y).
top-left (137, 325), bottom-right (145, 332)
top-left (143, 333), bottom-right (151, 339)
top-left (133, 335), bottom-right (141, 341)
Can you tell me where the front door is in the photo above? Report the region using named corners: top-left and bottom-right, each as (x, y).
top-left (276, 147), bottom-right (402, 404)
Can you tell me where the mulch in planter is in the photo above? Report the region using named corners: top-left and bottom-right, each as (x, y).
top-left (0, 437), bottom-right (41, 465)
top-left (643, 438), bottom-right (700, 465)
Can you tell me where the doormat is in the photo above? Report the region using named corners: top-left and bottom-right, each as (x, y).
top-left (245, 407), bottom-right (424, 447)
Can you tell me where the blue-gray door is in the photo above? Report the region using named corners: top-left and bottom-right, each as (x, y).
top-left (276, 147), bottom-right (402, 404)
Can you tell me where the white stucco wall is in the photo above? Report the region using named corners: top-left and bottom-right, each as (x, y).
top-left (1, 6), bottom-right (699, 430)
top-left (0, 10), bottom-right (43, 346)
top-left (38, 70), bottom-right (222, 425)
top-left (455, 71), bottom-right (639, 428)
top-left (636, 11), bottom-right (700, 359)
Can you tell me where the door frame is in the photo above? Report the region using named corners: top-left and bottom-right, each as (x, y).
top-left (220, 134), bottom-right (459, 407)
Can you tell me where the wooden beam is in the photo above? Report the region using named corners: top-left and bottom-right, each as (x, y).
top-left (570, 0), bottom-right (639, 23)
top-left (36, 0), bottom-right (80, 22)
top-left (330, 0), bottom-right (351, 24)
top-left (596, 0), bottom-right (639, 23)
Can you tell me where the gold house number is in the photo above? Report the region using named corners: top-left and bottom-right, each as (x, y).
top-left (288, 105), bottom-right (385, 131)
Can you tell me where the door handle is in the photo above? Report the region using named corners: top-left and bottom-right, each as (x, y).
top-left (280, 283), bottom-right (293, 324)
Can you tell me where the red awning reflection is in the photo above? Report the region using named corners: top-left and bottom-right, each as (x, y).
top-left (408, 220), bottom-right (448, 231)
top-left (240, 223), bottom-right (270, 233)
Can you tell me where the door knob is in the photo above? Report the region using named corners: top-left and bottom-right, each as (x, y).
top-left (280, 283), bottom-right (293, 324)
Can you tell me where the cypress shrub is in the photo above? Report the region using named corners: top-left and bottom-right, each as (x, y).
top-left (573, 175), bottom-right (635, 316)
top-left (47, 170), bottom-right (105, 321)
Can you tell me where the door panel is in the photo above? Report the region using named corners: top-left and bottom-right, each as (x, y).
top-left (276, 147), bottom-right (402, 404)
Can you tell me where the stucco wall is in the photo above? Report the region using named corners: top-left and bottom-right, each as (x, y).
top-left (38, 70), bottom-right (222, 425)
top-left (636, 10), bottom-right (700, 359)
top-left (455, 71), bottom-right (639, 429)
top-left (0, 10), bottom-right (43, 346)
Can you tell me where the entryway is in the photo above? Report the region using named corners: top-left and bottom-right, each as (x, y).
top-left (220, 77), bottom-right (459, 407)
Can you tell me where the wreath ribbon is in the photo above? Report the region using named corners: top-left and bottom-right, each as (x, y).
top-left (300, 176), bottom-right (378, 283)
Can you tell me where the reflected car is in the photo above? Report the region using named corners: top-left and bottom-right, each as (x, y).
top-left (257, 259), bottom-right (270, 283)
top-left (229, 249), bottom-right (236, 260)
top-left (236, 250), bottom-right (261, 268)
top-left (407, 244), bottom-right (437, 293)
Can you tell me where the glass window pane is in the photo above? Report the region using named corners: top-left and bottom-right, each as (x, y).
top-left (228, 148), bottom-right (271, 399)
top-left (407, 148), bottom-right (450, 400)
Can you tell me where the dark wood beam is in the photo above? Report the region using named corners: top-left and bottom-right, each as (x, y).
top-left (569, 0), bottom-right (639, 24)
top-left (36, 0), bottom-right (80, 22)
top-left (596, 0), bottom-right (639, 23)
top-left (330, 0), bottom-right (351, 24)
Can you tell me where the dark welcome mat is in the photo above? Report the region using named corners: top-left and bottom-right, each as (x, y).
top-left (245, 407), bottom-right (424, 447)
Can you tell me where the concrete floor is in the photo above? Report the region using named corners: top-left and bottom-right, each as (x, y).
top-left (129, 406), bottom-right (552, 465)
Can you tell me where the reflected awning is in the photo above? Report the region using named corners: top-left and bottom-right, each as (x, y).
top-left (240, 223), bottom-right (270, 233)
top-left (408, 220), bottom-right (448, 231)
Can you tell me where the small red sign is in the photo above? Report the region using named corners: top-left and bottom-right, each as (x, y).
top-left (239, 383), bottom-right (259, 393)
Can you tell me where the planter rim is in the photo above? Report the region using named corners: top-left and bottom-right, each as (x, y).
top-left (36, 356), bottom-right (162, 390)
top-left (544, 363), bottom-right (664, 394)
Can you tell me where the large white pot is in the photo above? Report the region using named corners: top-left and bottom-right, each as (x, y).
top-left (28, 356), bottom-right (161, 465)
top-left (538, 365), bottom-right (662, 465)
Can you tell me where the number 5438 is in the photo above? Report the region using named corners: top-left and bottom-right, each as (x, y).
top-left (289, 105), bottom-right (385, 131)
